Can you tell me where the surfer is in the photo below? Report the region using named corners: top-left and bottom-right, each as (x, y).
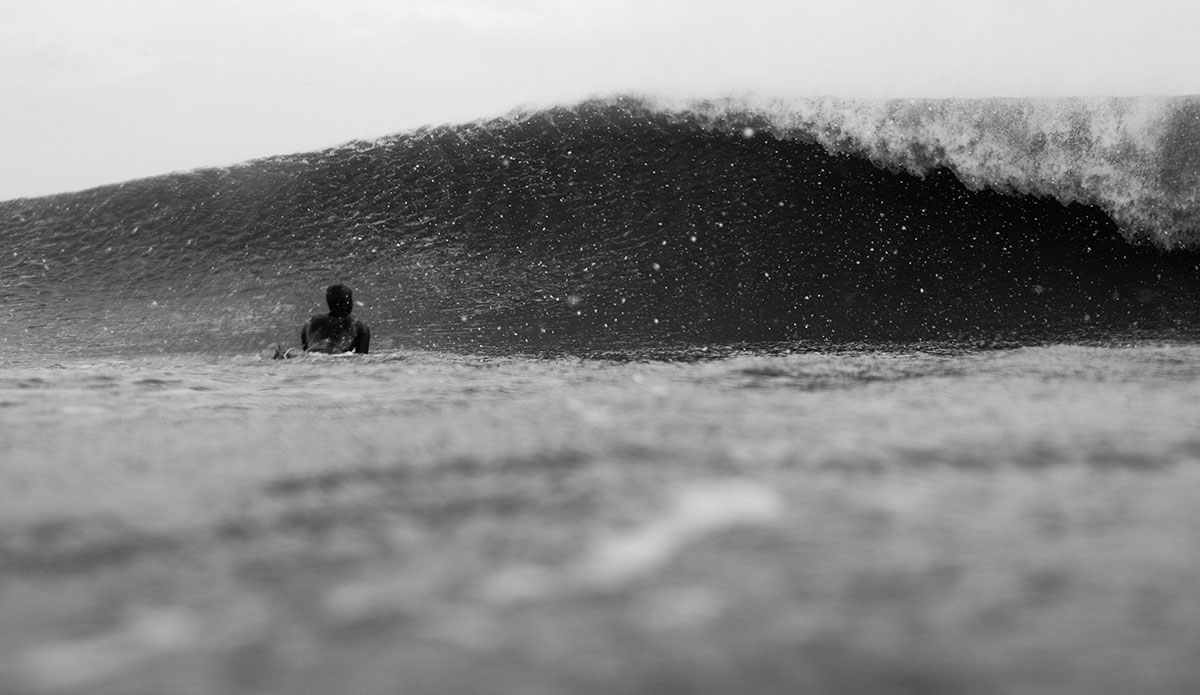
top-left (302, 284), bottom-right (371, 354)
top-left (266, 284), bottom-right (371, 358)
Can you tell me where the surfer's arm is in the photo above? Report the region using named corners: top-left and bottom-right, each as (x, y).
top-left (300, 322), bottom-right (309, 351)
top-left (353, 323), bottom-right (371, 354)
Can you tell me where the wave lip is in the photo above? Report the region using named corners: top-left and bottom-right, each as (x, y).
top-left (681, 95), bottom-right (1200, 249)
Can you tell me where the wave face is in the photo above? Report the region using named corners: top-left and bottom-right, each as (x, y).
top-left (3, 95), bottom-right (1200, 356)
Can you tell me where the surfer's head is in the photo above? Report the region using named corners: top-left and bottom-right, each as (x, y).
top-left (326, 284), bottom-right (354, 317)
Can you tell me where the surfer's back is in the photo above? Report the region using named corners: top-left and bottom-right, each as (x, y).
top-left (301, 314), bottom-right (369, 354)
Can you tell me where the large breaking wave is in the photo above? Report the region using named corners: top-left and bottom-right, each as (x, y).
top-left (698, 96), bottom-right (1200, 247)
top-left (2, 94), bottom-right (1200, 356)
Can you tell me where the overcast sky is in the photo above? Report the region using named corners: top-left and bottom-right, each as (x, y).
top-left (2, 0), bottom-right (1197, 201)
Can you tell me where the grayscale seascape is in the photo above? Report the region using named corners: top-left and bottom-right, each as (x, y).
top-left (4, 10), bottom-right (1200, 692)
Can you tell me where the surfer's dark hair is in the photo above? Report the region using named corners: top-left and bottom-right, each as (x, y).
top-left (326, 284), bottom-right (354, 317)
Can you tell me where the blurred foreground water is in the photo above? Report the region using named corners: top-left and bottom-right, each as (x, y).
top-left (1, 344), bottom-right (1199, 694)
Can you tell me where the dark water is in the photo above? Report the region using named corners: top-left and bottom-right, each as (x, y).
top-left (3, 95), bottom-right (1200, 356)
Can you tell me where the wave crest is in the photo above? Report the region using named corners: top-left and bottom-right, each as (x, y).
top-left (672, 95), bottom-right (1200, 248)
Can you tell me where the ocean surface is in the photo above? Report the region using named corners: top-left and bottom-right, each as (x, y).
top-left (3, 95), bottom-right (1200, 694)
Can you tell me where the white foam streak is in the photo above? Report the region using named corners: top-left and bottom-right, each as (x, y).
top-left (674, 95), bottom-right (1200, 249)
